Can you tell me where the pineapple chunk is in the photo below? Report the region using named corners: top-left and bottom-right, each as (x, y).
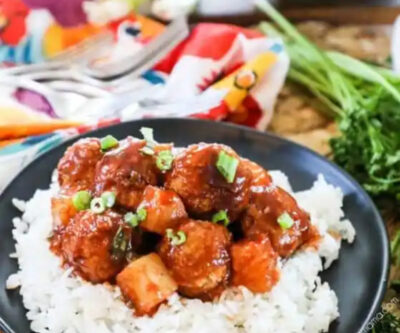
top-left (117, 253), bottom-right (177, 316)
top-left (231, 235), bottom-right (280, 293)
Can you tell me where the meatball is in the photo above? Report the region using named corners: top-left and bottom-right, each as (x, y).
top-left (54, 210), bottom-right (131, 283)
top-left (165, 143), bottom-right (251, 220)
top-left (57, 138), bottom-right (103, 195)
top-left (231, 234), bottom-right (279, 293)
top-left (159, 220), bottom-right (231, 300)
top-left (138, 186), bottom-right (187, 235)
top-left (94, 137), bottom-right (158, 209)
top-left (242, 185), bottom-right (316, 257)
top-left (241, 159), bottom-right (273, 187)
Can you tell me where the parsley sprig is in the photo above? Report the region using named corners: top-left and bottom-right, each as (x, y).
top-left (257, 0), bottom-right (400, 200)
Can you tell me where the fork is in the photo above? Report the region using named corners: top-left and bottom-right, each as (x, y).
top-left (0, 17), bottom-right (189, 96)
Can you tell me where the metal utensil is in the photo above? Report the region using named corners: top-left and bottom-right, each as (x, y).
top-left (0, 17), bottom-right (189, 96)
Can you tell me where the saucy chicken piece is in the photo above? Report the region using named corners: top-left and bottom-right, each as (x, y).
top-left (57, 138), bottom-right (103, 195)
top-left (51, 195), bottom-right (77, 227)
top-left (231, 234), bottom-right (279, 293)
top-left (117, 253), bottom-right (178, 316)
top-left (138, 186), bottom-right (187, 235)
top-left (241, 159), bottom-right (273, 187)
top-left (165, 143), bottom-right (251, 220)
top-left (159, 219), bottom-right (231, 300)
top-left (54, 210), bottom-right (131, 283)
top-left (242, 185), bottom-right (315, 258)
top-left (94, 137), bottom-right (158, 209)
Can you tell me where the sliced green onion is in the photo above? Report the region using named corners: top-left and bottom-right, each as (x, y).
top-left (137, 207), bottom-right (147, 221)
top-left (166, 228), bottom-right (174, 239)
top-left (101, 191), bottom-right (116, 208)
top-left (140, 146), bottom-right (155, 155)
top-left (277, 212), bottom-right (294, 229)
top-left (140, 127), bottom-right (156, 147)
top-left (166, 228), bottom-right (187, 246)
top-left (111, 226), bottom-right (130, 262)
top-left (90, 197), bottom-right (106, 214)
top-left (216, 151), bottom-right (239, 183)
top-left (174, 231), bottom-right (187, 245)
top-left (156, 150), bottom-right (174, 171)
top-left (72, 190), bottom-right (92, 211)
top-left (124, 212), bottom-right (139, 227)
top-left (139, 127), bottom-right (157, 156)
top-left (124, 208), bottom-right (146, 228)
top-left (212, 210), bottom-right (230, 226)
top-left (100, 135), bottom-right (119, 152)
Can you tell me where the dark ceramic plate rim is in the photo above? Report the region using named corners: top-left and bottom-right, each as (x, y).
top-left (0, 118), bottom-right (389, 333)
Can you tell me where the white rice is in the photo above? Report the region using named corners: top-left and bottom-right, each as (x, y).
top-left (7, 171), bottom-right (355, 333)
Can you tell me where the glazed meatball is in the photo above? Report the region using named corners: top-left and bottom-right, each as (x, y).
top-left (138, 186), bottom-right (187, 235)
top-left (241, 159), bottom-right (273, 187)
top-left (242, 185), bottom-right (317, 258)
top-left (94, 137), bottom-right (158, 209)
top-left (159, 220), bottom-right (231, 300)
top-left (57, 138), bottom-right (103, 195)
top-left (165, 143), bottom-right (251, 220)
top-left (231, 234), bottom-right (279, 293)
top-left (54, 210), bottom-right (131, 283)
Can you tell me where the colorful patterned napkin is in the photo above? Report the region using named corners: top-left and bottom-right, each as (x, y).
top-left (0, 0), bottom-right (289, 192)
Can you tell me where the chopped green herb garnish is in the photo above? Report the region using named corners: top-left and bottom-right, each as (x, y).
top-left (140, 127), bottom-right (157, 156)
top-left (137, 207), bottom-right (147, 221)
top-left (72, 190), bottom-right (92, 211)
top-left (100, 135), bottom-right (119, 152)
top-left (216, 151), bottom-right (239, 183)
top-left (111, 226), bottom-right (130, 262)
top-left (277, 212), bottom-right (294, 229)
top-left (256, 0), bottom-right (400, 201)
top-left (140, 127), bottom-right (156, 147)
top-left (124, 212), bottom-right (139, 228)
top-left (166, 229), bottom-right (187, 246)
top-left (124, 207), bottom-right (146, 228)
top-left (175, 231), bottom-right (187, 245)
top-left (90, 197), bottom-right (106, 214)
top-left (140, 146), bottom-right (155, 155)
top-left (101, 191), bottom-right (116, 208)
top-left (156, 150), bottom-right (174, 171)
top-left (212, 210), bottom-right (230, 226)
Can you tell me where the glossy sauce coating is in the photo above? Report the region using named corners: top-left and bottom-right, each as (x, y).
top-left (117, 253), bottom-right (178, 316)
top-left (51, 210), bottom-right (130, 283)
top-left (242, 185), bottom-right (315, 257)
top-left (50, 135), bottom-right (324, 317)
top-left (231, 234), bottom-right (279, 293)
top-left (138, 185), bottom-right (187, 235)
top-left (158, 219), bottom-right (231, 300)
top-left (165, 143), bottom-right (251, 220)
top-left (51, 195), bottom-right (77, 227)
top-left (57, 138), bottom-right (103, 195)
top-left (94, 137), bottom-right (158, 209)
top-left (241, 158), bottom-right (273, 187)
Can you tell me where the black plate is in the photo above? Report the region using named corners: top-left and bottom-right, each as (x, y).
top-left (0, 118), bottom-right (389, 333)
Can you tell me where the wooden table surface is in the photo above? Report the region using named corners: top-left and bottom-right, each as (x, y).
top-left (193, 2), bottom-right (400, 25)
